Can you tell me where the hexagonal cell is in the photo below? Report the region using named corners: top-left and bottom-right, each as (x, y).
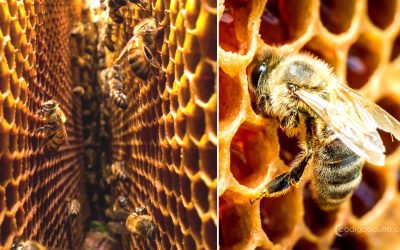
top-left (260, 189), bottom-right (300, 244)
top-left (187, 104), bottom-right (205, 142)
top-left (320, 0), bottom-right (356, 34)
top-left (346, 34), bottom-right (380, 89)
top-left (230, 123), bottom-right (278, 188)
top-left (183, 234), bottom-right (197, 249)
top-left (219, 69), bottom-right (243, 127)
top-left (16, 207), bottom-right (24, 228)
top-left (376, 97), bottom-right (400, 155)
top-left (200, 140), bottom-right (217, 180)
top-left (193, 61), bottom-right (215, 103)
top-left (260, 0), bottom-right (313, 45)
top-left (219, 194), bottom-right (254, 248)
top-left (3, 95), bottom-right (16, 124)
top-left (331, 232), bottom-right (368, 249)
top-left (175, 110), bottom-right (186, 140)
top-left (182, 137), bottom-right (199, 175)
top-left (367, 0), bottom-right (396, 30)
top-left (0, 155), bottom-right (12, 186)
top-left (351, 165), bottom-right (386, 218)
top-left (200, 218), bottom-right (215, 249)
top-left (180, 172), bottom-right (192, 204)
top-left (192, 177), bottom-right (209, 213)
top-left (0, 73), bottom-right (10, 93)
top-left (183, 33), bottom-right (201, 73)
top-left (220, 0), bottom-right (252, 54)
top-left (178, 74), bottom-right (191, 108)
top-left (293, 238), bottom-right (319, 250)
top-left (303, 184), bottom-right (338, 236)
top-left (177, 199), bottom-right (189, 230)
top-left (0, 215), bottom-right (14, 245)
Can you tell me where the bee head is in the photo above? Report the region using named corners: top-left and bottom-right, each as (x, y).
top-left (248, 52), bottom-right (281, 116)
top-left (11, 237), bottom-right (24, 250)
top-left (37, 100), bottom-right (58, 116)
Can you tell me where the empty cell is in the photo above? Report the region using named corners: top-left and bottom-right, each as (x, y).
top-left (230, 123), bottom-right (278, 188)
top-left (0, 155), bottom-right (12, 186)
top-left (367, 0), bottom-right (396, 30)
top-left (303, 184), bottom-right (338, 236)
top-left (260, 0), bottom-right (313, 45)
top-left (187, 207), bottom-right (202, 239)
top-left (10, 19), bottom-right (22, 48)
top-left (5, 182), bottom-right (18, 210)
top-left (219, 69), bottom-right (243, 127)
top-left (175, 12), bottom-right (186, 48)
top-left (187, 104), bottom-right (205, 142)
top-left (193, 61), bottom-right (215, 103)
top-left (183, 33), bottom-right (201, 73)
top-left (219, 195), bottom-right (253, 248)
top-left (178, 74), bottom-right (191, 108)
top-left (219, 0), bottom-right (252, 54)
top-left (182, 137), bottom-right (199, 175)
top-left (174, 49), bottom-right (184, 81)
top-left (0, 2), bottom-right (11, 35)
top-left (4, 40), bottom-right (15, 70)
top-left (277, 128), bottom-right (300, 166)
top-left (183, 234), bottom-right (197, 249)
top-left (192, 178), bottom-right (209, 213)
top-left (320, 0), bottom-right (356, 34)
top-left (260, 189), bottom-right (300, 244)
top-left (351, 166), bottom-right (386, 218)
top-left (175, 110), bottom-right (186, 140)
top-left (180, 173), bottom-right (192, 203)
top-left (376, 97), bottom-right (400, 155)
top-left (0, 215), bottom-right (14, 245)
top-left (346, 35), bottom-right (380, 89)
top-left (0, 73), bottom-right (10, 93)
top-left (12, 156), bottom-right (21, 179)
top-left (161, 234), bottom-right (172, 249)
top-left (200, 141), bottom-right (217, 180)
top-left (9, 128), bottom-right (17, 153)
top-left (177, 199), bottom-right (189, 230)
top-left (16, 207), bottom-right (24, 228)
top-left (203, 218), bottom-right (217, 250)
top-left (3, 95), bottom-right (16, 124)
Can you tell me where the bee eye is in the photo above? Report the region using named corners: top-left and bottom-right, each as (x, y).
top-left (251, 63), bottom-right (267, 88)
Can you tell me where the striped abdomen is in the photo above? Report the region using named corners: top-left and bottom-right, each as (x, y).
top-left (128, 46), bottom-right (151, 80)
top-left (311, 138), bottom-right (364, 211)
top-left (44, 123), bottom-right (66, 154)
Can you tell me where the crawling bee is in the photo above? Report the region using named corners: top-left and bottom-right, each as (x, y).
top-left (103, 161), bottom-right (128, 184)
top-left (107, 65), bottom-right (128, 109)
top-left (116, 18), bottom-right (161, 80)
top-left (248, 51), bottom-right (400, 211)
top-left (36, 100), bottom-right (68, 154)
top-left (108, 0), bottom-right (148, 24)
top-left (67, 198), bottom-right (81, 216)
top-left (107, 200), bottom-right (155, 239)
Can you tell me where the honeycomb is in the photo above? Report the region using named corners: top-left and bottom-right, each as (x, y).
top-left (101, 0), bottom-right (217, 249)
top-left (0, 0), bottom-right (89, 249)
top-left (219, 0), bottom-right (400, 249)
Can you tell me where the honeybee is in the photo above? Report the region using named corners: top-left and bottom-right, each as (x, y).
top-left (108, 0), bottom-right (148, 24)
top-left (107, 65), bottom-right (128, 109)
top-left (103, 161), bottom-right (128, 184)
top-left (67, 198), bottom-right (81, 216)
top-left (248, 51), bottom-right (400, 210)
top-left (116, 18), bottom-right (161, 80)
top-left (107, 201), bottom-right (155, 239)
top-left (36, 100), bottom-right (68, 154)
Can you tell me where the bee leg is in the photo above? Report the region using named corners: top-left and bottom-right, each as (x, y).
top-left (250, 154), bottom-right (311, 204)
top-left (35, 124), bottom-right (52, 131)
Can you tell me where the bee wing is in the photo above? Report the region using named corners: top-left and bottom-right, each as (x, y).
top-left (116, 35), bottom-right (136, 63)
top-left (336, 84), bottom-right (400, 140)
top-left (56, 115), bottom-right (69, 145)
top-left (295, 88), bottom-right (385, 166)
top-left (143, 46), bottom-right (160, 68)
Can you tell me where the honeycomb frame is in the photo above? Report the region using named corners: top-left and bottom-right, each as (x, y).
top-left (219, 0), bottom-right (400, 249)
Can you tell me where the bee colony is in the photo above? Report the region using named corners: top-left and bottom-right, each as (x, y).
top-left (219, 0), bottom-right (400, 249)
top-left (0, 0), bottom-right (216, 249)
